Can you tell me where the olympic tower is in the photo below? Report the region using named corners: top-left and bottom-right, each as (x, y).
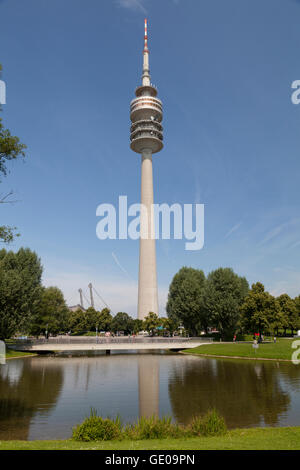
top-left (130, 19), bottom-right (163, 320)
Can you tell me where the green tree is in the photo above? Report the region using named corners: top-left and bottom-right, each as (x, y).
top-left (295, 296), bottom-right (300, 331)
top-left (84, 307), bottom-right (98, 331)
top-left (0, 64), bottom-right (26, 243)
top-left (0, 248), bottom-right (43, 339)
top-left (68, 308), bottom-right (85, 334)
top-left (96, 308), bottom-right (112, 332)
top-left (29, 286), bottom-right (69, 337)
top-left (111, 312), bottom-right (133, 335)
top-left (68, 307), bottom-right (108, 334)
top-left (240, 282), bottom-right (278, 336)
top-left (203, 267), bottom-right (249, 340)
top-left (143, 312), bottom-right (160, 336)
top-left (276, 294), bottom-right (299, 336)
top-left (166, 267), bottom-right (206, 335)
top-left (270, 298), bottom-right (286, 336)
top-left (0, 225), bottom-right (19, 243)
top-left (159, 317), bottom-right (179, 336)
top-left (132, 318), bottom-right (143, 334)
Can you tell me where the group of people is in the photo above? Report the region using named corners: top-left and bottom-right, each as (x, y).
top-left (232, 334), bottom-right (277, 343)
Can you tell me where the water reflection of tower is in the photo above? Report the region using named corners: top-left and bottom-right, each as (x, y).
top-left (138, 355), bottom-right (159, 417)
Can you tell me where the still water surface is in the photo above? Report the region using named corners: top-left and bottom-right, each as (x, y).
top-left (1, 352), bottom-right (300, 440)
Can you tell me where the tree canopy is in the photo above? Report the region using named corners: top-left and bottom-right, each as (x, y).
top-left (29, 286), bottom-right (69, 337)
top-left (143, 312), bottom-right (160, 336)
top-left (202, 267), bottom-right (249, 340)
top-left (68, 307), bottom-right (113, 334)
top-left (276, 294), bottom-right (299, 334)
top-left (240, 282), bottom-right (277, 335)
top-left (0, 248), bottom-right (43, 339)
top-left (166, 267), bottom-right (206, 335)
top-left (111, 312), bottom-right (133, 334)
top-left (0, 64), bottom-right (26, 244)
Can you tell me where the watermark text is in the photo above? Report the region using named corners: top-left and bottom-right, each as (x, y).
top-left (96, 196), bottom-right (204, 251)
top-left (0, 80), bottom-right (6, 105)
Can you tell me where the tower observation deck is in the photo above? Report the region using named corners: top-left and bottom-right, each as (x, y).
top-left (130, 19), bottom-right (163, 320)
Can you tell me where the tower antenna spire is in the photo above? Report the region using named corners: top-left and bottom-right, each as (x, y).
top-left (144, 18), bottom-right (148, 52)
top-left (142, 18), bottom-right (150, 86)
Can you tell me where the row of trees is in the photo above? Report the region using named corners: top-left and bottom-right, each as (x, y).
top-left (0, 247), bottom-right (178, 339)
top-left (240, 282), bottom-right (300, 337)
top-left (166, 267), bottom-right (300, 339)
top-left (1, 248), bottom-right (299, 340)
top-left (67, 309), bottom-right (178, 337)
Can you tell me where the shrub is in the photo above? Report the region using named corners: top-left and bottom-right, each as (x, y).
top-left (72, 410), bottom-right (122, 441)
top-left (72, 409), bottom-right (227, 441)
top-left (190, 409), bottom-right (227, 437)
top-left (124, 415), bottom-right (184, 440)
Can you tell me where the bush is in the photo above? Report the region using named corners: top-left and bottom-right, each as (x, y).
top-left (190, 409), bottom-right (227, 437)
top-left (124, 416), bottom-right (184, 440)
top-left (72, 409), bottom-right (227, 441)
top-left (72, 410), bottom-right (122, 441)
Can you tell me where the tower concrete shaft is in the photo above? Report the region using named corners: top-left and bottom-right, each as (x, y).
top-left (138, 149), bottom-right (158, 318)
top-left (130, 19), bottom-right (163, 320)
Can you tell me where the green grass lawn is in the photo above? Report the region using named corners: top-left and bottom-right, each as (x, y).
top-left (0, 427), bottom-right (299, 450)
top-left (5, 349), bottom-right (37, 359)
top-left (184, 338), bottom-right (297, 361)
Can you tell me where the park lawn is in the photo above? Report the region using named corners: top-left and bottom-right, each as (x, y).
top-left (183, 338), bottom-right (296, 361)
top-left (0, 427), bottom-right (300, 450)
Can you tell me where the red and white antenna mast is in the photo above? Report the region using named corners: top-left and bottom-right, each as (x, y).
top-left (144, 18), bottom-right (148, 52)
top-left (142, 18), bottom-right (150, 86)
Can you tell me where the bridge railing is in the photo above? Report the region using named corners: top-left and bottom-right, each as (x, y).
top-left (11, 336), bottom-right (213, 346)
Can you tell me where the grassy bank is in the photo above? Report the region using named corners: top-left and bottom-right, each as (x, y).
top-left (0, 427), bottom-right (300, 450)
top-left (184, 338), bottom-right (296, 361)
top-left (5, 349), bottom-right (37, 359)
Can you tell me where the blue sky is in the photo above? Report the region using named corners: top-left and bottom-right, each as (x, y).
top-left (1, 0), bottom-right (300, 315)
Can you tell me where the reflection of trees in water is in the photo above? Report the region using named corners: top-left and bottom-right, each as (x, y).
top-left (0, 358), bottom-right (63, 440)
top-left (168, 358), bottom-right (298, 429)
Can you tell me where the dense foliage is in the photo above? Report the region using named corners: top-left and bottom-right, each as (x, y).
top-left (202, 268), bottom-right (249, 340)
top-left (166, 267), bottom-right (206, 335)
top-left (111, 312), bottom-right (134, 334)
top-left (167, 267), bottom-right (300, 337)
top-left (0, 248), bottom-right (42, 339)
top-left (240, 283), bottom-right (300, 336)
top-left (0, 64), bottom-right (26, 244)
top-left (29, 286), bottom-right (69, 336)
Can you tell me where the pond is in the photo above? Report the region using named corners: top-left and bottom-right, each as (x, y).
top-left (0, 352), bottom-right (300, 440)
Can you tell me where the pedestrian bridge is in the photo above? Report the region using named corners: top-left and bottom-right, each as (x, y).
top-left (10, 336), bottom-right (212, 354)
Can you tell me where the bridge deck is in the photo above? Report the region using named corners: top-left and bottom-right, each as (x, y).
top-left (10, 337), bottom-right (210, 353)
